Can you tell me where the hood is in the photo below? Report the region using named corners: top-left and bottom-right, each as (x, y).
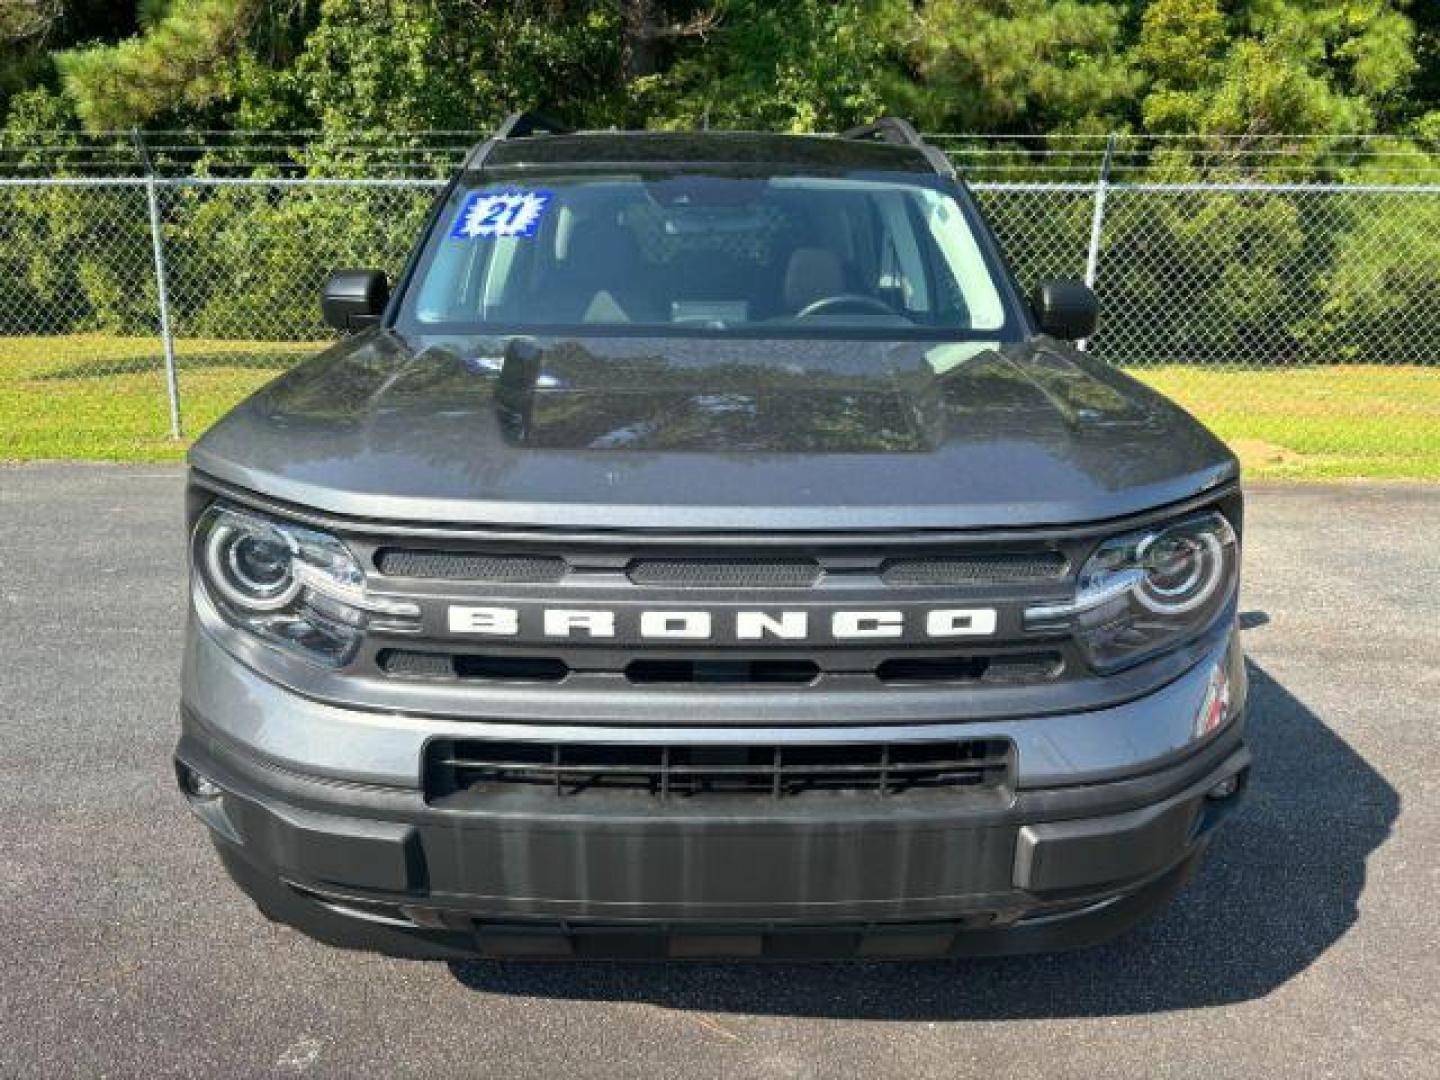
top-left (189, 330), bottom-right (1237, 530)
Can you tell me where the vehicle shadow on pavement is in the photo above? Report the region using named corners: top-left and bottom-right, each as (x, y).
top-left (447, 660), bottom-right (1399, 1019)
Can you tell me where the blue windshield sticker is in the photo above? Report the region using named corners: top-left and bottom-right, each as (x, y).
top-left (450, 190), bottom-right (552, 240)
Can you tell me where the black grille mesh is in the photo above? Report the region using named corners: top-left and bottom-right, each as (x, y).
top-left (376, 549), bottom-right (1064, 586)
top-left (376, 548), bottom-right (567, 582)
top-left (881, 552), bottom-right (1066, 586)
top-left (379, 649), bottom-right (455, 678)
top-left (627, 558), bottom-right (822, 588)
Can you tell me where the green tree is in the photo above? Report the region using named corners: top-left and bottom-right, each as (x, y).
top-left (1135, 0), bottom-right (1418, 138)
top-left (282, 0), bottom-right (627, 131)
top-left (911, 1), bottom-right (1139, 133)
top-left (14, 0), bottom-right (1437, 139)
top-left (653, 0), bottom-right (911, 131)
top-left (56, 0), bottom-right (259, 129)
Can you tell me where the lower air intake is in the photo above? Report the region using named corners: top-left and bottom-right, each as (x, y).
top-left (426, 738), bottom-right (1013, 802)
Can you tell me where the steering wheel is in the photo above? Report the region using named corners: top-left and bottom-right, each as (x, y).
top-left (795, 293), bottom-right (896, 319)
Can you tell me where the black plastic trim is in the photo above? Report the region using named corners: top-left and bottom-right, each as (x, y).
top-left (179, 718), bottom-right (1246, 957)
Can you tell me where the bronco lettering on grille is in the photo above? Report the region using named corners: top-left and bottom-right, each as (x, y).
top-left (446, 606), bottom-right (998, 640)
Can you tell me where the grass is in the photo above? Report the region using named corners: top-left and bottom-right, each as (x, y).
top-left (0, 335), bottom-right (317, 462)
top-left (1131, 364), bottom-right (1440, 480)
top-left (1, 335), bottom-right (1437, 479)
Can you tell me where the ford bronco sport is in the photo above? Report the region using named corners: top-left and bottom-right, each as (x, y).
top-left (175, 115), bottom-right (1248, 960)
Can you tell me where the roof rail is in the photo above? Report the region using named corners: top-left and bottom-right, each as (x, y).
top-left (840, 116), bottom-right (956, 178)
top-left (462, 110), bottom-right (572, 170)
top-left (841, 117), bottom-right (925, 148)
top-left (492, 111), bottom-right (573, 140)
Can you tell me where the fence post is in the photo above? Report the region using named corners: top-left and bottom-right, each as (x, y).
top-left (134, 129), bottom-right (183, 439)
top-left (1079, 133), bottom-right (1116, 352)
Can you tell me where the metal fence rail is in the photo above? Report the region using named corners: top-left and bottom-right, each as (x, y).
top-left (7, 129), bottom-right (1439, 182)
top-left (1, 171), bottom-right (1437, 470)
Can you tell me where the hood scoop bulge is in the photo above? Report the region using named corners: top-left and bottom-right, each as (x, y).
top-left (489, 338), bottom-right (940, 453)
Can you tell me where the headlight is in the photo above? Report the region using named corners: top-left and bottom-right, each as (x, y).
top-left (1025, 511), bottom-right (1238, 672)
top-left (193, 504), bottom-right (418, 666)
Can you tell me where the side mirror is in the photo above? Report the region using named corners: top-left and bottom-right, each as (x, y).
top-left (321, 269), bottom-right (389, 332)
top-left (1030, 280), bottom-right (1098, 341)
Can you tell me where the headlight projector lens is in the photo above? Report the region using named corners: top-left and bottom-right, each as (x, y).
top-left (204, 517), bottom-right (300, 610)
top-left (1135, 525), bottom-right (1225, 615)
top-left (228, 532), bottom-right (293, 594)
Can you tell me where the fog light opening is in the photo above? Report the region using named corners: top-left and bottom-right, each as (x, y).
top-left (178, 762), bottom-right (222, 800)
top-left (1207, 775), bottom-right (1240, 801)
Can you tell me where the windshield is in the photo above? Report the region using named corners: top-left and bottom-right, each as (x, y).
top-left (399, 172), bottom-right (1016, 337)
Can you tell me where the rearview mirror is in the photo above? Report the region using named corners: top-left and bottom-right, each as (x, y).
top-left (1030, 280), bottom-right (1098, 341)
top-left (321, 269), bottom-right (389, 332)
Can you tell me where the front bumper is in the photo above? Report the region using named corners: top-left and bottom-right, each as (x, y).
top-left (176, 628), bottom-right (1249, 959)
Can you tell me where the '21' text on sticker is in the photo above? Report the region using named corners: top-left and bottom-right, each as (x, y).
top-left (449, 190), bottom-right (553, 240)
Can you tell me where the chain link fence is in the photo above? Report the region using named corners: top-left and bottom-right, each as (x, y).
top-left (2, 164), bottom-right (1437, 475)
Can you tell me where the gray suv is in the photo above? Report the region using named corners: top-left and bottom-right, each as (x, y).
top-left (175, 115), bottom-right (1248, 960)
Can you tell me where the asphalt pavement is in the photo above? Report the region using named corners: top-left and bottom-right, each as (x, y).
top-left (1, 464), bottom-right (1436, 1079)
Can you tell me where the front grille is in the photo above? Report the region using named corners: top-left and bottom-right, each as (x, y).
top-left (375, 548), bottom-right (567, 582)
top-left (375, 550), bottom-right (1067, 587)
top-left (377, 648), bottom-right (1062, 687)
top-left (876, 651), bottom-right (1063, 685)
top-left (626, 558), bottom-right (821, 588)
top-left (625, 658), bottom-right (820, 684)
top-left (881, 552), bottom-right (1067, 585)
top-left (380, 648), bottom-right (568, 682)
top-left (426, 738), bottom-right (1013, 801)
top-left (348, 527), bottom-right (1097, 695)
